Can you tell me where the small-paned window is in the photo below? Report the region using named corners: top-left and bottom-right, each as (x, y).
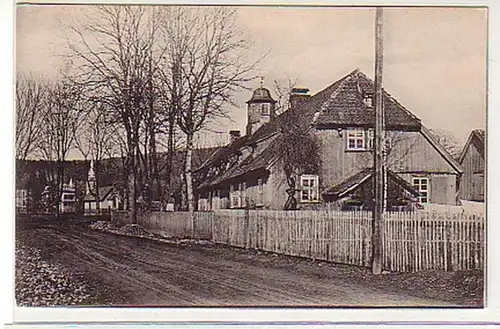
top-left (300, 175), bottom-right (319, 203)
top-left (412, 177), bottom-right (430, 204)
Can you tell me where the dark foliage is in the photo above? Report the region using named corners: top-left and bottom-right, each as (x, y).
top-left (275, 108), bottom-right (322, 210)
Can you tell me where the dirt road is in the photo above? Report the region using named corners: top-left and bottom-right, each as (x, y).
top-left (16, 220), bottom-right (453, 307)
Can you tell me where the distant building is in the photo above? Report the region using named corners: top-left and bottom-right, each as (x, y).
top-left (194, 69), bottom-right (463, 210)
top-left (458, 129), bottom-right (485, 202)
top-left (83, 160), bottom-right (122, 214)
top-left (59, 179), bottom-right (76, 214)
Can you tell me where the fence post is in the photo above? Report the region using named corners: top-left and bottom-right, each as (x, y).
top-left (210, 211), bottom-right (214, 241)
top-left (244, 205), bottom-right (250, 249)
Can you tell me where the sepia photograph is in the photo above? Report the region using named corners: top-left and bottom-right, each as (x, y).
top-left (14, 4), bottom-right (487, 310)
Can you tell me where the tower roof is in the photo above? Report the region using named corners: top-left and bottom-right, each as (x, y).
top-left (88, 159), bottom-right (95, 180)
top-left (246, 87), bottom-right (276, 104)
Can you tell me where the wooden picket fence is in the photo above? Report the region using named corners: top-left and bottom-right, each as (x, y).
top-left (122, 209), bottom-right (485, 273)
top-left (383, 212), bottom-right (484, 272)
top-left (211, 210), bottom-right (372, 267)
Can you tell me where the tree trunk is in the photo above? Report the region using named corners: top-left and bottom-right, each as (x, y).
top-left (55, 161), bottom-right (63, 217)
top-left (127, 148), bottom-right (138, 224)
top-left (185, 132), bottom-right (196, 238)
top-left (166, 114), bottom-right (175, 187)
top-left (185, 133), bottom-right (195, 212)
top-left (95, 161), bottom-right (101, 215)
top-left (148, 122), bottom-right (161, 203)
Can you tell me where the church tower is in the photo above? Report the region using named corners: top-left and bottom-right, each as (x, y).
top-left (246, 77), bottom-right (277, 136)
top-left (87, 159), bottom-right (96, 195)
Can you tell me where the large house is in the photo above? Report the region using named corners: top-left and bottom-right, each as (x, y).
top-left (194, 69), bottom-right (463, 210)
top-left (458, 129), bottom-right (485, 202)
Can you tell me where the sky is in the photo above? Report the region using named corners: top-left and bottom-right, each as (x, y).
top-left (16, 5), bottom-right (487, 150)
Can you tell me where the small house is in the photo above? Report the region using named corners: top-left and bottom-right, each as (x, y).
top-left (83, 159), bottom-right (122, 214)
top-left (83, 186), bottom-right (122, 214)
top-left (458, 129), bottom-right (485, 202)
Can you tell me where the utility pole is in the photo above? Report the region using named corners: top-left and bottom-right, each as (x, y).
top-left (372, 7), bottom-right (385, 275)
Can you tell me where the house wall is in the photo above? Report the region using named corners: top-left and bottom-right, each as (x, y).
top-left (315, 129), bottom-right (372, 189)
top-left (315, 129), bottom-right (460, 205)
top-left (459, 143), bottom-right (485, 201)
top-left (398, 173), bottom-right (457, 205)
top-left (84, 197), bottom-right (120, 214)
top-left (386, 131), bottom-right (458, 173)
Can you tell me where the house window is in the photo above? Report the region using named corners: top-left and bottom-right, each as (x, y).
top-left (412, 177), bottom-right (430, 204)
top-left (346, 128), bottom-right (373, 151)
top-left (261, 103), bottom-right (270, 116)
top-left (230, 183), bottom-right (246, 208)
top-left (300, 174), bottom-right (319, 203)
top-left (257, 178), bottom-right (264, 206)
top-left (63, 193), bottom-right (74, 201)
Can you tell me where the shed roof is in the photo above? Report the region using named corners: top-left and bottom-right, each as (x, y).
top-left (458, 129), bottom-right (486, 164)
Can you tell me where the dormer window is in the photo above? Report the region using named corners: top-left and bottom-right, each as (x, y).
top-left (363, 94), bottom-right (373, 108)
top-left (261, 103), bottom-right (270, 115)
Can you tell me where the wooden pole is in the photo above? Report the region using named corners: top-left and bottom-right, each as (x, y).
top-left (372, 7), bottom-right (385, 275)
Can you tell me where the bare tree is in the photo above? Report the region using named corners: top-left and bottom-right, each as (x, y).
top-left (65, 5), bottom-right (163, 222)
top-left (15, 73), bottom-right (47, 161)
top-left (158, 6), bottom-right (257, 214)
top-left (74, 100), bottom-right (117, 214)
top-left (37, 79), bottom-right (83, 216)
top-left (272, 77), bottom-right (298, 116)
top-left (428, 128), bottom-right (461, 158)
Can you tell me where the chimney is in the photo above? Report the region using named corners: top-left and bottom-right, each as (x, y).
top-left (229, 130), bottom-right (241, 144)
top-left (290, 87), bottom-right (310, 111)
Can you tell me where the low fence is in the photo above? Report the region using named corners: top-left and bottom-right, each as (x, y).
top-left (111, 210), bottom-right (212, 240)
top-left (110, 209), bottom-right (485, 273)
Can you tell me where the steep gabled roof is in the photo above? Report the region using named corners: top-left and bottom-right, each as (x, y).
top-left (313, 70), bottom-right (421, 130)
top-left (83, 186), bottom-right (119, 202)
top-left (323, 168), bottom-right (421, 199)
top-left (458, 129), bottom-right (486, 164)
